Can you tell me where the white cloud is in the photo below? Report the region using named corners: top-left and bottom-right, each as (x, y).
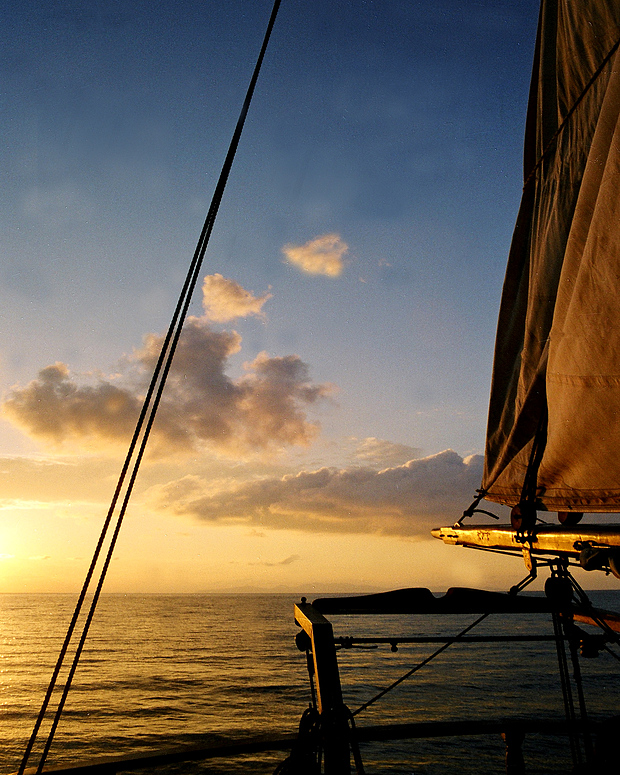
top-left (354, 437), bottom-right (421, 467)
top-left (201, 274), bottom-right (272, 322)
top-left (283, 234), bottom-right (348, 277)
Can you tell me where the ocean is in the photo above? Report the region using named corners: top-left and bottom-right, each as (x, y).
top-left (1, 591), bottom-right (619, 774)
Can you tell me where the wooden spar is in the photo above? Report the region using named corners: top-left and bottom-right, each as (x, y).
top-left (294, 601), bottom-right (344, 716)
top-left (294, 600), bottom-right (352, 774)
top-left (431, 523), bottom-right (620, 585)
top-left (431, 523), bottom-right (620, 556)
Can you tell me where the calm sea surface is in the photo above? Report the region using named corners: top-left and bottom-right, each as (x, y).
top-left (1, 591), bottom-right (619, 774)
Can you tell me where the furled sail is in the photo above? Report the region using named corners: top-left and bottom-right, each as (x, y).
top-left (483, 0), bottom-right (620, 511)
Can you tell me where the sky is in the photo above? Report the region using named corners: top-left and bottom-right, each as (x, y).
top-left (2, 0), bottom-right (615, 595)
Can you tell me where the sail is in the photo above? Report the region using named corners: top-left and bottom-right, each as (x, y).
top-left (483, 0), bottom-right (620, 511)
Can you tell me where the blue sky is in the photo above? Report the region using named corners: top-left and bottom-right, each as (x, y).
top-left (3, 0), bottom-right (590, 594)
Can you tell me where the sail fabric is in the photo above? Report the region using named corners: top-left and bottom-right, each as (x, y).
top-left (483, 0), bottom-right (620, 511)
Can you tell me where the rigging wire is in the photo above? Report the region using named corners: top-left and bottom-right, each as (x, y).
top-left (18, 2), bottom-right (282, 773)
top-left (350, 613), bottom-right (490, 717)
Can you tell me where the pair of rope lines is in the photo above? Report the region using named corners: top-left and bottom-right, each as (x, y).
top-left (19, 2), bottom-right (282, 773)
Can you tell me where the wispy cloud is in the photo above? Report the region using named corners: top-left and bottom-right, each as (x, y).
top-left (283, 234), bottom-right (348, 277)
top-left (248, 554), bottom-right (301, 567)
top-left (145, 450), bottom-right (484, 536)
top-left (201, 274), bottom-right (272, 323)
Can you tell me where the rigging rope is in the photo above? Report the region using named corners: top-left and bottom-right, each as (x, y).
top-left (552, 610), bottom-right (582, 767)
top-left (566, 625), bottom-right (594, 764)
top-left (523, 32), bottom-right (620, 190)
top-left (510, 405), bottom-right (547, 531)
top-left (351, 613), bottom-right (489, 717)
top-left (19, 2), bottom-right (282, 772)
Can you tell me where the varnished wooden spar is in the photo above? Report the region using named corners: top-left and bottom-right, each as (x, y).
top-left (294, 600), bottom-right (353, 773)
top-left (431, 523), bottom-right (620, 555)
